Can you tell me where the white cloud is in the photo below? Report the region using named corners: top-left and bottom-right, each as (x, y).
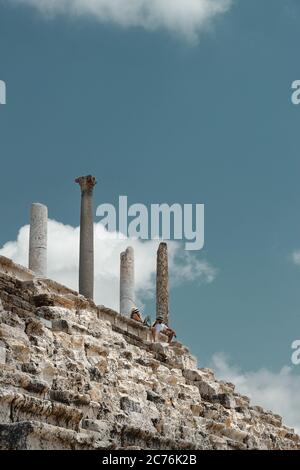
top-left (172, 251), bottom-right (217, 284)
top-left (8, 0), bottom-right (234, 41)
top-left (292, 250), bottom-right (300, 265)
top-left (211, 352), bottom-right (300, 434)
top-left (0, 219), bottom-right (216, 312)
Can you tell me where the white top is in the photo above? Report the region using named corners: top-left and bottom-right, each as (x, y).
top-left (154, 322), bottom-right (167, 333)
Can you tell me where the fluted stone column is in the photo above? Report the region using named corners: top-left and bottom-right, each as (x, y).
top-left (120, 246), bottom-right (135, 316)
top-left (75, 175), bottom-right (97, 300)
top-left (156, 242), bottom-right (169, 324)
top-left (28, 203), bottom-right (48, 277)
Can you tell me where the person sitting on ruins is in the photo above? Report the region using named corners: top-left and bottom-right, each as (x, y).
top-left (130, 307), bottom-right (151, 327)
top-left (151, 315), bottom-right (176, 344)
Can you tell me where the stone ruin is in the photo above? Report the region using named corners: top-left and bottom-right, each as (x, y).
top-left (0, 175), bottom-right (299, 450)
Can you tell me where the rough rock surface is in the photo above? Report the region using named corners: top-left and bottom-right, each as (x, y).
top-left (0, 256), bottom-right (299, 450)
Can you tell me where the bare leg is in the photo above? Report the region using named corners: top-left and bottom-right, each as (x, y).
top-left (151, 327), bottom-right (157, 342)
top-left (167, 330), bottom-right (175, 343)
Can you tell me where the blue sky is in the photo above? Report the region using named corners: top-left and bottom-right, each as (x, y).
top-left (1, 0), bottom-right (300, 428)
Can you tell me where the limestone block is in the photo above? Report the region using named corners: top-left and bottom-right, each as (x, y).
top-left (183, 368), bottom-right (203, 382)
top-left (211, 393), bottom-right (236, 409)
top-left (257, 410), bottom-right (283, 428)
top-left (146, 390), bottom-right (165, 405)
top-left (0, 323), bottom-right (29, 343)
top-left (0, 341), bottom-right (6, 365)
top-left (151, 342), bottom-right (169, 356)
top-left (234, 393), bottom-right (251, 409)
top-left (195, 380), bottom-right (220, 398)
top-left (120, 396), bottom-right (141, 414)
top-left (39, 361), bottom-right (57, 385)
top-left (178, 383), bottom-right (201, 402)
top-left (145, 401), bottom-right (161, 422)
top-left (81, 419), bottom-right (110, 440)
top-left (220, 380), bottom-right (236, 394)
top-left (0, 389), bottom-right (16, 423)
top-left (183, 369), bottom-right (221, 399)
top-left (21, 362), bottom-right (40, 375)
top-left (84, 336), bottom-right (109, 359)
top-left (198, 367), bottom-right (216, 380)
top-left (54, 332), bottom-right (84, 353)
top-left (26, 318), bottom-right (52, 338)
top-left (39, 318), bottom-right (52, 329)
top-left (190, 404), bottom-right (203, 417)
top-left (5, 338), bottom-right (31, 363)
top-left (24, 378), bottom-right (49, 395)
top-left (10, 393), bottom-right (83, 430)
top-left (169, 353), bottom-right (198, 371)
top-left (0, 421), bottom-right (104, 450)
top-left (87, 356), bottom-right (108, 375)
top-left (165, 374), bottom-right (179, 386)
top-left (114, 315), bottom-right (129, 331)
top-left (36, 306), bottom-right (75, 321)
top-left (122, 413), bottom-right (158, 436)
top-left (52, 319), bottom-right (72, 334)
top-left (0, 370), bottom-right (31, 394)
top-left (208, 433), bottom-right (228, 450)
top-left (50, 389), bottom-right (90, 406)
top-left (207, 419), bottom-right (249, 443)
top-left (88, 384), bottom-right (103, 402)
top-left (0, 256), bottom-right (34, 282)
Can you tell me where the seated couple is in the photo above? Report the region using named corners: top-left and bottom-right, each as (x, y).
top-left (130, 308), bottom-right (176, 344)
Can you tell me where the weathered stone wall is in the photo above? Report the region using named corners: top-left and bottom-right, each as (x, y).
top-left (0, 256), bottom-right (299, 450)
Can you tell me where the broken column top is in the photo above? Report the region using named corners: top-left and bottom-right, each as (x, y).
top-left (158, 242), bottom-right (167, 250)
top-left (157, 242), bottom-right (168, 260)
top-left (31, 202), bottom-right (47, 210)
top-left (121, 246), bottom-right (134, 258)
top-left (75, 175), bottom-right (97, 193)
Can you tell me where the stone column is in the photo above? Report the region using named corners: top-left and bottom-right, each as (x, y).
top-left (75, 175), bottom-right (97, 300)
top-left (28, 203), bottom-right (48, 277)
top-left (156, 242), bottom-right (169, 324)
top-left (120, 246), bottom-right (135, 316)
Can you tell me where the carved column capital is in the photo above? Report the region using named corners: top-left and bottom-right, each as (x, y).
top-left (75, 175), bottom-right (97, 193)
